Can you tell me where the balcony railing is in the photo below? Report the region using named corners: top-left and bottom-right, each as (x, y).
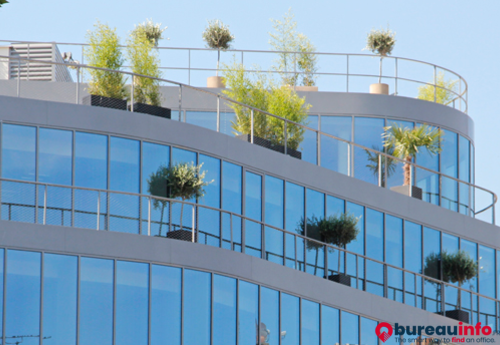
top-left (0, 39), bottom-right (468, 113)
top-left (0, 177), bottom-right (496, 325)
top-left (0, 55), bottom-right (495, 223)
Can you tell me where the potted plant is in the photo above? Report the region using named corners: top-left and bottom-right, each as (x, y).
top-left (318, 213), bottom-right (360, 286)
top-left (417, 72), bottom-right (458, 105)
top-left (269, 9), bottom-right (319, 91)
top-left (202, 19), bottom-right (234, 88)
top-left (149, 162), bottom-right (211, 242)
top-left (298, 216), bottom-right (327, 276)
top-left (424, 251), bottom-right (478, 322)
top-left (382, 124), bottom-right (442, 199)
top-left (364, 27), bottom-right (396, 95)
top-left (83, 21), bottom-right (128, 110)
top-left (126, 20), bottom-right (170, 118)
top-left (147, 164), bottom-right (169, 236)
top-left (222, 60), bottom-right (310, 159)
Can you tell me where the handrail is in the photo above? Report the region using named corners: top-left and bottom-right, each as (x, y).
top-left (0, 39), bottom-right (468, 113)
top-left (0, 55), bottom-right (494, 223)
top-left (0, 177), bottom-right (497, 318)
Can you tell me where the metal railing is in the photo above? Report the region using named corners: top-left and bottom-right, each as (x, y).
top-left (0, 39), bottom-right (468, 113)
top-left (0, 55), bottom-right (494, 223)
top-left (0, 177), bottom-right (497, 325)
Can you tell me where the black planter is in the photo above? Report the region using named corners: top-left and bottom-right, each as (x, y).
top-left (236, 134), bottom-right (302, 160)
top-left (390, 185), bottom-right (423, 200)
top-left (436, 309), bottom-right (469, 323)
top-left (166, 229), bottom-right (196, 242)
top-left (327, 273), bottom-right (351, 286)
top-left (127, 103), bottom-right (171, 119)
top-left (83, 95), bottom-right (127, 110)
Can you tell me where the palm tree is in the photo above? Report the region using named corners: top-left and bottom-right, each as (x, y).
top-left (382, 125), bottom-right (442, 186)
top-left (365, 145), bottom-right (397, 187)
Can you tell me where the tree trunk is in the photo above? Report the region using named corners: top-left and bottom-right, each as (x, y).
top-left (338, 247), bottom-right (342, 274)
top-left (403, 156), bottom-right (412, 186)
top-left (216, 49), bottom-right (220, 77)
top-left (180, 200), bottom-right (184, 230)
top-left (457, 283), bottom-right (461, 309)
top-left (379, 56), bottom-right (383, 83)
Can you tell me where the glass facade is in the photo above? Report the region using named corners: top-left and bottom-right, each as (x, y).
top-left (0, 248), bottom-right (386, 345)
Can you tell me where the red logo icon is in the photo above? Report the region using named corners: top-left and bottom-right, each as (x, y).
top-left (376, 322), bottom-right (393, 343)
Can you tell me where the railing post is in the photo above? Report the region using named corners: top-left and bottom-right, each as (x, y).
top-left (131, 75), bottom-right (134, 112)
top-left (346, 55), bottom-right (349, 92)
top-left (394, 57), bottom-right (398, 95)
top-left (217, 95), bottom-right (220, 132)
top-left (17, 57), bottom-right (20, 97)
top-left (230, 213), bottom-right (233, 251)
top-left (188, 49), bottom-right (191, 85)
top-left (316, 131), bottom-right (321, 166)
top-left (148, 197), bottom-right (151, 236)
top-left (383, 264), bottom-right (388, 298)
top-left (178, 85), bottom-right (182, 121)
top-left (434, 65), bottom-right (437, 103)
top-left (347, 144), bottom-right (351, 177)
top-left (378, 154), bottom-right (382, 187)
top-left (97, 191), bottom-right (100, 230)
top-left (191, 205), bottom-right (195, 243)
top-left (493, 194), bottom-right (496, 225)
top-left (409, 164), bottom-right (413, 197)
top-left (76, 67), bottom-right (80, 104)
top-left (43, 186), bottom-right (47, 225)
top-left (284, 121), bottom-right (287, 155)
top-left (250, 109), bottom-right (254, 144)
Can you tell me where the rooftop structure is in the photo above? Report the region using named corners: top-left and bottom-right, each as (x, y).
top-left (0, 40), bottom-right (498, 345)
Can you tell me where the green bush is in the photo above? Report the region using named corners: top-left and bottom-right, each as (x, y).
top-left (133, 18), bottom-right (167, 47)
top-left (222, 60), bottom-right (310, 150)
top-left (127, 24), bottom-right (162, 106)
top-left (417, 72), bottom-right (458, 105)
top-left (85, 21), bottom-right (127, 99)
top-left (364, 27), bottom-right (396, 83)
top-left (202, 19), bottom-right (234, 76)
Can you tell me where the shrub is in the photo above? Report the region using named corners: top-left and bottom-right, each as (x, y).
top-left (133, 18), bottom-right (167, 47)
top-left (417, 72), bottom-right (458, 105)
top-left (202, 19), bottom-right (234, 76)
top-left (364, 27), bottom-right (396, 83)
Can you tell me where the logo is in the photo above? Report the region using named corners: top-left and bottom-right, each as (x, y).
top-left (376, 322), bottom-right (393, 343)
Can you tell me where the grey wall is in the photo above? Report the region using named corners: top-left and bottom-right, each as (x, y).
top-left (0, 95), bottom-right (494, 250)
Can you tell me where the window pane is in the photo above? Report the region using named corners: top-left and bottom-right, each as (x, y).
top-left (261, 287), bottom-right (279, 345)
top-left (326, 195), bottom-right (344, 217)
top-left (285, 182), bottom-right (304, 233)
top-left (302, 299), bottom-right (320, 345)
top-left (265, 176), bottom-right (284, 228)
top-left (246, 172), bottom-right (262, 221)
top-left (404, 221), bottom-right (422, 272)
top-left (479, 245), bottom-right (495, 298)
top-left (151, 265), bottom-right (181, 345)
top-left (183, 270), bottom-right (211, 345)
top-left (186, 111), bottom-right (217, 131)
top-left (321, 305), bottom-right (339, 344)
top-left (214, 275), bottom-right (237, 345)
top-left (6, 250), bottom-right (40, 345)
top-left (341, 311), bottom-right (359, 345)
top-left (361, 317), bottom-right (378, 345)
top-left (116, 261), bottom-right (149, 345)
top-left (79, 257), bottom-right (113, 345)
top-left (110, 137), bottom-right (140, 192)
top-left (300, 115), bottom-right (318, 165)
top-left (222, 162), bottom-right (242, 214)
top-left (75, 132), bottom-right (107, 189)
top-left (320, 116), bottom-right (351, 175)
top-left (142, 142), bottom-right (170, 195)
top-left (461, 239), bottom-right (477, 292)
top-left (43, 254), bottom-right (77, 345)
top-left (281, 293), bottom-right (299, 345)
top-left (172, 147), bottom-right (196, 165)
top-left (198, 155), bottom-right (221, 246)
top-left (238, 281), bottom-right (259, 345)
top-left (441, 130), bottom-right (458, 211)
top-left (365, 208), bottom-right (383, 261)
top-left (306, 189), bottom-right (325, 276)
top-left (2, 124), bottom-right (36, 181)
top-left (354, 117), bottom-right (385, 185)
top-left (346, 202), bottom-right (364, 255)
top-left (39, 128), bottom-right (72, 185)
top-left (386, 215), bottom-right (403, 267)
top-left (0, 249), bottom-right (3, 338)
top-left (423, 227), bottom-right (441, 312)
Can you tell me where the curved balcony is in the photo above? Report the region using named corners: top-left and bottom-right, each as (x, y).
top-left (1, 177), bottom-right (497, 325)
top-left (1, 39), bottom-right (468, 112)
top-left (0, 55), bottom-right (494, 222)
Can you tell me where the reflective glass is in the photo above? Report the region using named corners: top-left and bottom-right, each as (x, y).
top-left (302, 299), bottom-right (320, 345)
top-left (361, 317), bottom-right (378, 345)
top-left (321, 305), bottom-right (339, 344)
top-left (479, 245), bottom-right (495, 299)
top-left (306, 189), bottom-right (325, 276)
top-left (172, 147), bottom-right (197, 165)
top-left (353, 117), bottom-right (385, 185)
top-left (261, 287), bottom-right (279, 345)
top-left (142, 142), bottom-right (170, 195)
top-left (265, 175), bottom-right (284, 228)
top-left (0, 249), bottom-right (3, 338)
top-left (415, 125), bottom-right (440, 205)
top-left (198, 155), bottom-right (221, 246)
top-left (386, 215), bottom-right (402, 267)
top-left (186, 111), bottom-right (217, 131)
top-left (151, 265), bottom-right (181, 345)
top-left (170, 148), bottom-right (197, 231)
top-left (116, 261), bottom-right (149, 345)
top-left (326, 195), bottom-right (344, 217)
top-left (306, 189), bottom-right (324, 229)
top-left (38, 128), bottom-right (72, 185)
top-left (43, 254), bottom-right (77, 345)
top-left (459, 136), bottom-right (471, 214)
top-left (300, 115), bottom-right (318, 165)
top-left (183, 269), bottom-right (211, 345)
top-left (238, 281), bottom-right (259, 345)
top-left (2, 124), bottom-right (36, 181)
top-left (75, 132), bottom-right (107, 189)
top-left (320, 116), bottom-right (351, 175)
top-left (341, 311), bottom-right (359, 345)
top-left (285, 182), bottom-right (304, 232)
top-left (79, 257), bottom-right (113, 345)
top-left (365, 208), bottom-right (383, 261)
top-left (404, 221), bottom-right (422, 272)
top-left (246, 172), bottom-right (262, 221)
top-left (346, 202), bottom-right (364, 255)
top-left (461, 239), bottom-right (477, 292)
top-left (213, 275), bottom-right (237, 345)
top-left (222, 162), bottom-right (242, 251)
top-left (281, 293), bottom-right (299, 345)
top-left (441, 130), bottom-right (458, 211)
top-left (6, 250), bottom-right (40, 345)
top-left (423, 227), bottom-right (441, 312)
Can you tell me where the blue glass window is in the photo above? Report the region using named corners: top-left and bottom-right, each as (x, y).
top-left (361, 317), bottom-right (378, 345)
top-left (302, 299), bottom-right (320, 345)
top-left (265, 176), bottom-right (284, 265)
top-left (301, 115), bottom-right (318, 165)
top-left (306, 189), bottom-right (325, 276)
top-left (222, 162), bottom-right (242, 251)
top-left (281, 293), bottom-right (300, 345)
top-left (151, 265), bottom-right (181, 345)
top-left (386, 215), bottom-right (403, 303)
top-left (186, 111), bottom-right (217, 131)
top-left (142, 142), bottom-right (170, 195)
top-left (245, 172), bottom-right (262, 258)
top-left (198, 155), bottom-right (221, 246)
top-left (423, 227), bottom-right (441, 312)
top-left (320, 116), bottom-right (351, 175)
top-left (341, 311), bottom-right (359, 345)
top-left (459, 135), bottom-right (471, 215)
top-left (441, 129), bottom-right (458, 211)
top-left (79, 257), bottom-right (113, 345)
top-left (238, 281), bottom-right (259, 345)
top-left (285, 182), bottom-right (304, 269)
top-left (43, 254), bottom-right (77, 345)
top-left (354, 117), bottom-right (385, 185)
top-left (116, 261), bottom-right (149, 345)
top-left (6, 250), bottom-right (40, 345)
top-left (75, 132), bottom-right (107, 189)
top-left (326, 195), bottom-right (344, 217)
top-left (261, 287), bottom-right (279, 345)
top-left (213, 275), bottom-right (237, 345)
top-left (321, 305), bottom-right (339, 344)
top-left (404, 221), bottom-right (422, 308)
top-left (479, 245), bottom-right (495, 299)
top-left (183, 270), bottom-right (211, 345)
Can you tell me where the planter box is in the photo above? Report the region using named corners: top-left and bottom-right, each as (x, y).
top-left (127, 103), bottom-right (171, 119)
top-left (236, 134), bottom-right (302, 160)
top-left (390, 185), bottom-right (423, 200)
top-left (83, 95), bottom-right (127, 110)
top-left (166, 229), bottom-right (196, 242)
top-left (436, 309), bottom-right (469, 323)
top-left (370, 83), bottom-right (389, 95)
top-left (327, 273), bottom-right (351, 287)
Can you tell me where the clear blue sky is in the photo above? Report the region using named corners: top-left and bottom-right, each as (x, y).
top-left (1, 0), bottom-right (499, 222)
